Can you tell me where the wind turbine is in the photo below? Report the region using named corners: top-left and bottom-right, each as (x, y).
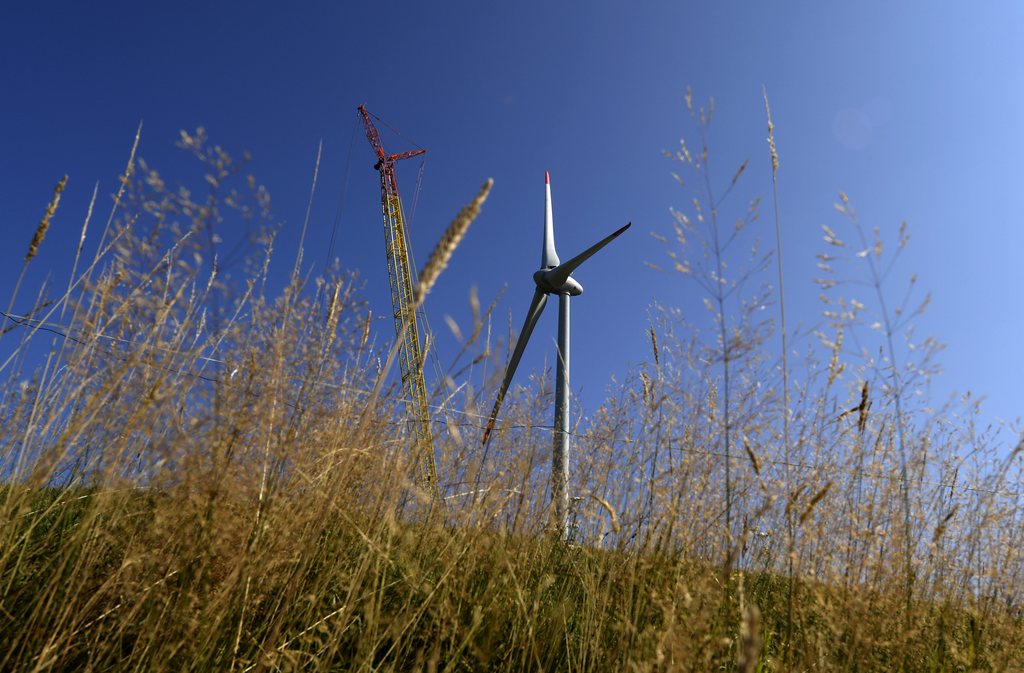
top-left (482, 170), bottom-right (630, 538)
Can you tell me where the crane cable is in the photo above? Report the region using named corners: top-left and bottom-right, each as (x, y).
top-left (366, 109), bottom-right (425, 152)
top-left (324, 111), bottom-right (360, 272)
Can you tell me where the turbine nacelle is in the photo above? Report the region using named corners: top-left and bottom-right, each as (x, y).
top-left (533, 268), bottom-right (583, 296)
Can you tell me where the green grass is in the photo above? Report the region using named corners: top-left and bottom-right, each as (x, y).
top-left (2, 486), bottom-right (1020, 670)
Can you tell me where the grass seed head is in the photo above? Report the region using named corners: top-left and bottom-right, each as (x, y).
top-left (26, 175), bottom-right (68, 263)
top-left (415, 178), bottom-right (493, 305)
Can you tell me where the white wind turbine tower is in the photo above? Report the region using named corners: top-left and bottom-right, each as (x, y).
top-left (482, 171), bottom-right (630, 538)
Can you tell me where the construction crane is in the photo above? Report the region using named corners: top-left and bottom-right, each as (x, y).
top-left (357, 104), bottom-right (439, 500)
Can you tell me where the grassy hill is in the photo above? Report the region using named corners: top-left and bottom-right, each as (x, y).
top-left (1, 115), bottom-right (1021, 671)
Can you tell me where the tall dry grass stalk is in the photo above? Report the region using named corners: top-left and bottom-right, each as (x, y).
top-left (26, 175), bottom-right (67, 263)
top-left (1, 175), bottom-right (69, 353)
top-left (762, 85), bottom-right (798, 663)
top-left (662, 88), bottom-right (772, 562)
top-left (292, 139), bottom-right (323, 280)
top-left (415, 178), bottom-right (493, 306)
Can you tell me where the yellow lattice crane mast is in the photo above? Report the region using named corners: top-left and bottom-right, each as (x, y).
top-left (357, 105), bottom-right (439, 500)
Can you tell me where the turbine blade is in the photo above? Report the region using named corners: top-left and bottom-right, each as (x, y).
top-left (482, 288), bottom-right (549, 444)
top-left (545, 222), bottom-right (631, 288)
top-left (541, 171), bottom-right (560, 268)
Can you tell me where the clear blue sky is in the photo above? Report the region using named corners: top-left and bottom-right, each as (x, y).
top-left (2, 2), bottom-right (1022, 442)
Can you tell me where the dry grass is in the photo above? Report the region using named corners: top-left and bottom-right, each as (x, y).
top-left (0, 108), bottom-right (1021, 673)
top-left (415, 179), bottom-right (493, 306)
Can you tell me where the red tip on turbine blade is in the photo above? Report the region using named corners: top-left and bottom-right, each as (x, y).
top-left (545, 170), bottom-right (550, 184)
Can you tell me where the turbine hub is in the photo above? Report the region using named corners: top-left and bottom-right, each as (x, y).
top-left (534, 268), bottom-right (583, 296)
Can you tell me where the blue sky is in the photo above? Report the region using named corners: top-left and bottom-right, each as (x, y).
top-left (2, 2), bottom-right (1022, 443)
